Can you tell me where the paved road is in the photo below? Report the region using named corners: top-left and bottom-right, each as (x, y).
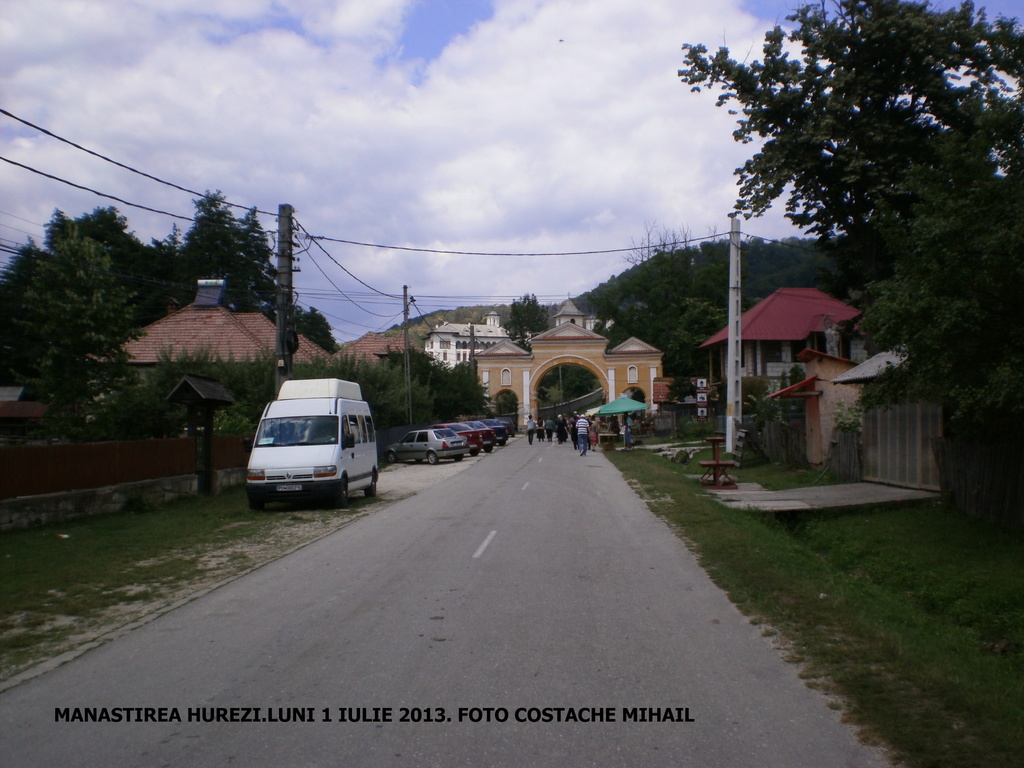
top-left (0, 438), bottom-right (889, 767)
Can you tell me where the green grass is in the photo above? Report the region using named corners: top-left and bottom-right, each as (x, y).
top-left (607, 449), bottom-right (1024, 768)
top-left (0, 487), bottom-right (363, 677)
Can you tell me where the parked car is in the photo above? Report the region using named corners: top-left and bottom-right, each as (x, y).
top-left (385, 428), bottom-right (468, 464)
top-left (478, 418), bottom-right (509, 446)
top-left (494, 415), bottom-right (517, 436)
top-left (431, 422), bottom-right (491, 455)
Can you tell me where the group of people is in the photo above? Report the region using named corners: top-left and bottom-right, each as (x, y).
top-left (524, 413), bottom-right (598, 455)
top-left (524, 411), bottom-right (638, 453)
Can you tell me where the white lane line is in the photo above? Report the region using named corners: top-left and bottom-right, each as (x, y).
top-left (522, 482), bottom-right (529, 491)
top-left (473, 530), bottom-right (498, 559)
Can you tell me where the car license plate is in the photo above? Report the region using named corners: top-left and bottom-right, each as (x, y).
top-left (276, 484), bottom-right (302, 492)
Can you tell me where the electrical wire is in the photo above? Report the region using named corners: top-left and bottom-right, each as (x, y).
top-left (0, 108), bottom-right (277, 218)
top-left (0, 155), bottom-right (194, 222)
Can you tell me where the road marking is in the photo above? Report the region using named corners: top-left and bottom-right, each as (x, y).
top-left (522, 482), bottom-right (529, 491)
top-left (473, 530), bottom-right (497, 559)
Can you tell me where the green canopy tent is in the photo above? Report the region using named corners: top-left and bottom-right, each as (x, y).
top-left (597, 397), bottom-right (649, 415)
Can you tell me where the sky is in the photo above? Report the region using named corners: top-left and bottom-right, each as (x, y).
top-left (1, 0), bottom-right (1021, 342)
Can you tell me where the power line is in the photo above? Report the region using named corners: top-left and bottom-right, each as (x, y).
top-left (0, 155), bottom-right (194, 222)
top-left (0, 108), bottom-right (276, 218)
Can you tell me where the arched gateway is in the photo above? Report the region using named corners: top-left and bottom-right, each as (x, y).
top-left (474, 323), bottom-right (664, 425)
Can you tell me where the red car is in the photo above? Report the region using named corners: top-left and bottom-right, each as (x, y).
top-left (430, 422), bottom-right (495, 455)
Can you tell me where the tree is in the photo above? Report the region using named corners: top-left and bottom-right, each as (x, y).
top-left (679, 0), bottom-right (1024, 299)
top-left (178, 193), bottom-right (276, 313)
top-left (294, 305), bottom-right (339, 353)
top-left (505, 294), bottom-right (550, 350)
top-left (862, 133), bottom-right (1024, 440)
top-left (12, 227), bottom-right (140, 439)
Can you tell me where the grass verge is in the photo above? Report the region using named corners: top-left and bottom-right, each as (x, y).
top-left (607, 449), bottom-right (1024, 768)
top-left (0, 487), bottom-right (367, 682)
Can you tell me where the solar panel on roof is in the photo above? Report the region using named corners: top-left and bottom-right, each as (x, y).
top-left (194, 279), bottom-right (225, 308)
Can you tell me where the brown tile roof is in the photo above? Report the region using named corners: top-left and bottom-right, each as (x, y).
top-left (340, 332), bottom-right (410, 361)
top-left (125, 304), bottom-right (329, 364)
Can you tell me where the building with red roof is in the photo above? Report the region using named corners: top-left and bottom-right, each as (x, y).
top-left (125, 281), bottom-right (330, 368)
top-left (700, 288), bottom-right (864, 384)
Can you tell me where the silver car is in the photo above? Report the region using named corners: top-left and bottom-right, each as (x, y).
top-left (384, 428), bottom-right (469, 465)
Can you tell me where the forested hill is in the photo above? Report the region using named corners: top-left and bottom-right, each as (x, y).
top-left (408, 236), bottom-right (826, 335)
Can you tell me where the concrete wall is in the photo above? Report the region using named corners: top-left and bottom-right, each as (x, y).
top-left (0, 467), bottom-right (247, 533)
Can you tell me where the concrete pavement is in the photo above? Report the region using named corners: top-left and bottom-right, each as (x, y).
top-left (704, 481), bottom-right (940, 512)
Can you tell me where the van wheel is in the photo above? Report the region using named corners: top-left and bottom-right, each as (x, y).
top-left (364, 470), bottom-right (378, 498)
top-left (335, 480), bottom-right (349, 509)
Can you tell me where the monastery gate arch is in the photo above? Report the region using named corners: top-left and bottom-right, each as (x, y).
top-left (474, 322), bottom-right (663, 424)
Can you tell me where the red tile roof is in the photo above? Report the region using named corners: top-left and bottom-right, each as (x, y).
top-left (701, 288), bottom-right (860, 348)
top-left (126, 304), bottom-right (329, 364)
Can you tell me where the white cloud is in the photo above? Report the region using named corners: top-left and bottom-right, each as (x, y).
top-left (2, 0), bottom-right (804, 340)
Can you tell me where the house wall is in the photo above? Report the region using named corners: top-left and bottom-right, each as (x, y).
top-left (805, 357), bottom-right (861, 466)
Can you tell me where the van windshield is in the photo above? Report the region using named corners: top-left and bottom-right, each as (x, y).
top-left (255, 415), bottom-right (339, 447)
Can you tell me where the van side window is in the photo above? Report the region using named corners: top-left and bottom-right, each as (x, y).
top-left (342, 416), bottom-right (353, 444)
top-left (364, 415), bottom-right (375, 442)
top-left (347, 414), bottom-right (362, 444)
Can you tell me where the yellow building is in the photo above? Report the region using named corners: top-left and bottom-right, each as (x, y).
top-left (475, 322), bottom-right (663, 425)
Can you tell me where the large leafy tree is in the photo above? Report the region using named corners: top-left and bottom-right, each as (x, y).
top-left (679, 0), bottom-right (1024, 300)
top-left (863, 134), bottom-right (1024, 440)
top-left (505, 294), bottom-right (550, 351)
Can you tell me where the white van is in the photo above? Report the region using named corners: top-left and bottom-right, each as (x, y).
top-left (245, 378), bottom-right (378, 510)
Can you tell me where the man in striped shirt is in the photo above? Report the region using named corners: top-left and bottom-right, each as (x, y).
top-left (575, 414), bottom-right (590, 456)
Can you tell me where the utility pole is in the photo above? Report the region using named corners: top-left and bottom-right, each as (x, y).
top-left (403, 285), bottom-right (413, 424)
top-left (275, 203), bottom-right (295, 396)
top-left (725, 214), bottom-right (743, 453)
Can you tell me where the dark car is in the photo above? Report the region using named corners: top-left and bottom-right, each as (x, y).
top-left (494, 415), bottom-right (517, 436)
top-left (431, 422), bottom-right (491, 455)
top-left (478, 418), bottom-right (509, 446)
top-left (385, 428), bottom-right (468, 464)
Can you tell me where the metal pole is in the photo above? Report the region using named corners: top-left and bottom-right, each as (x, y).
top-left (275, 203), bottom-right (294, 396)
top-left (726, 214), bottom-right (742, 453)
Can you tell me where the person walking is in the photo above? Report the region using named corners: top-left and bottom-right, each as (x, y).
top-left (623, 413), bottom-right (634, 451)
top-left (544, 417), bottom-right (555, 443)
top-left (576, 413), bottom-right (590, 456)
top-left (526, 415), bottom-right (537, 445)
top-left (556, 415), bottom-right (568, 445)
top-left (570, 413), bottom-right (579, 450)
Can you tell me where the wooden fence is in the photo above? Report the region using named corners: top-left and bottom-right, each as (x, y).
top-left (862, 403), bottom-right (942, 491)
top-left (829, 430), bottom-right (862, 483)
top-left (933, 439), bottom-right (1024, 529)
top-left (763, 420), bottom-right (807, 467)
top-left (0, 437), bottom-right (250, 501)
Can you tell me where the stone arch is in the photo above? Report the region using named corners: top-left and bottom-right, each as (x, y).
top-left (474, 324), bottom-right (664, 426)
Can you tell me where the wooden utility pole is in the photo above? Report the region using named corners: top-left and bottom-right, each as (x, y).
top-left (726, 214), bottom-right (743, 453)
top-left (403, 285), bottom-right (413, 423)
top-left (275, 204), bottom-right (295, 396)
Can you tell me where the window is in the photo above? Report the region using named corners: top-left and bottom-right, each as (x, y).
top-left (501, 368), bottom-right (512, 386)
top-left (627, 365), bottom-right (638, 384)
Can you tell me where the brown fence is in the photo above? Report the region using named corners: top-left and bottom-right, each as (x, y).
top-left (933, 439), bottom-right (1024, 530)
top-left (0, 437), bottom-right (249, 501)
top-left (830, 430), bottom-right (862, 483)
top-left (763, 420), bottom-right (807, 467)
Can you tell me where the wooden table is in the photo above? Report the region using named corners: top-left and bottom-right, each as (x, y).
top-left (699, 436), bottom-right (738, 488)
